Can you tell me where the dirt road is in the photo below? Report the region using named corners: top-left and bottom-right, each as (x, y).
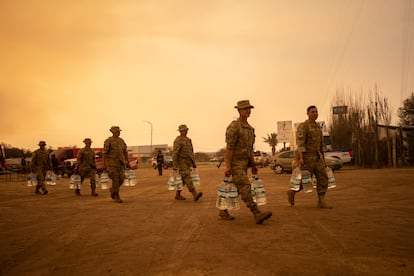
top-left (1, 166), bottom-right (413, 275)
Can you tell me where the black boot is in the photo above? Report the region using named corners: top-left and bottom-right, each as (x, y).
top-left (175, 190), bottom-right (186, 200)
top-left (114, 192), bottom-right (123, 203)
top-left (317, 193), bottom-right (333, 209)
top-left (35, 186), bottom-right (41, 194)
top-left (287, 190), bottom-right (296, 207)
top-left (250, 205), bottom-right (272, 224)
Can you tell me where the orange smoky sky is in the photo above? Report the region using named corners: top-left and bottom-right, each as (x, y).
top-left (1, 0), bottom-right (413, 152)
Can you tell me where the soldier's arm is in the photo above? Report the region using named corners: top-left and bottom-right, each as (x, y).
top-left (224, 148), bottom-right (233, 177)
top-left (296, 123), bottom-right (306, 165)
top-left (172, 138), bottom-right (181, 169)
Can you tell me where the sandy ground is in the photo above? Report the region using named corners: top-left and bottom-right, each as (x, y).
top-left (0, 165), bottom-right (413, 276)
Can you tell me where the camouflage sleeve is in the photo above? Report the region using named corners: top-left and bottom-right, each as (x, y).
top-left (31, 151), bottom-right (37, 169)
top-left (77, 149), bottom-right (83, 163)
top-left (296, 122), bottom-right (306, 153)
top-left (47, 155), bottom-right (52, 170)
top-left (103, 138), bottom-right (110, 155)
top-left (122, 139), bottom-right (128, 155)
top-left (172, 137), bottom-right (180, 166)
top-left (225, 121), bottom-right (238, 150)
top-left (318, 124), bottom-right (325, 152)
top-left (92, 150), bottom-right (96, 166)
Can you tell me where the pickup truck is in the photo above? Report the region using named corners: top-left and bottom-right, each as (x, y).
top-left (324, 149), bottom-right (352, 164)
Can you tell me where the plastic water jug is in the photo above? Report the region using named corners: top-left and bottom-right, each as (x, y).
top-left (326, 167), bottom-right (336, 189)
top-left (128, 169), bottom-right (136, 186)
top-left (27, 173), bottom-right (37, 187)
top-left (100, 171), bottom-right (109, 190)
top-left (290, 167), bottom-right (302, 191)
top-left (312, 175), bottom-right (317, 188)
top-left (173, 173), bottom-right (183, 191)
top-left (301, 167), bottom-right (312, 193)
top-left (225, 179), bottom-right (240, 211)
top-left (216, 179), bottom-right (228, 210)
top-left (167, 171), bottom-right (183, 191)
top-left (95, 173), bottom-right (100, 188)
top-left (69, 173), bottom-right (81, 189)
top-left (251, 175), bottom-right (267, 205)
top-left (123, 170), bottom-right (130, 186)
top-left (167, 174), bottom-right (176, 191)
top-left (191, 169), bottom-right (201, 187)
top-left (50, 173), bottom-right (57, 186)
top-left (46, 171), bottom-right (56, 186)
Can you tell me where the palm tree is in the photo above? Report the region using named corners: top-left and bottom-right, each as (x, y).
top-left (263, 133), bottom-right (278, 156)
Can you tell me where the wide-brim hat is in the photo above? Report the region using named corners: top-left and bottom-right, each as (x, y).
top-left (38, 141), bottom-right (46, 146)
top-left (110, 126), bottom-right (122, 133)
top-left (83, 138), bottom-right (92, 143)
top-left (235, 100), bottom-right (254, 109)
top-left (178, 124), bottom-right (189, 131)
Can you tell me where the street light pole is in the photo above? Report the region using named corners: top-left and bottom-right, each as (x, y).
top-left (143, 120), bottom-right (153, 156)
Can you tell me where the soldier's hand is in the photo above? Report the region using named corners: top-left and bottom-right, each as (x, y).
top-left (225, 168), bottom-right (231, 177)
top-left (193, 164), bottom-right (197, 169)
top-left (252, 166), bottom-right (258, 175)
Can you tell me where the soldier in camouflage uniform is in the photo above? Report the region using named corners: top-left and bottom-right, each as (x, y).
top-left (220, 100), bottom-right (272, 224)
top-left (75, 138), bottom-right (98, 196)
top-left (172, 124), bottom-right (203, 201)
top-left (103, 126), bottom-right (130, 203)
top-left (287, 105), bottom-right (332, 209)
top-left (31, 141), bottom-right (52, 195)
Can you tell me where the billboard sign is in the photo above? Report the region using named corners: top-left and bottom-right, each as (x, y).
top-left (333, 106), bottom-right (348, 115)
top-left (277, 121), bottom-right (292, 143)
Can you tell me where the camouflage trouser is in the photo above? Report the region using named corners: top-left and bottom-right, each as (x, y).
top-left (79, 169), bottom-right (96, 189)
top-left (107, 165), bottom-right (125, 193)
top-left (35, 170), bottom-right (48, 193)
top-left (303, 153), bottom-right (328, 194)
top-left (231, 159), bottom-right (256, 209)
top-left (177, 160), bottom-right (196, 193)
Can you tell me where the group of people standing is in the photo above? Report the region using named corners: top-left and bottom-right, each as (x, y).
top-left (29, 99), bottom-right (333, 224)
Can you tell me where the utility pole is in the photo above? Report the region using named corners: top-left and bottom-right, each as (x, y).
top-left (374, 102), bottom-right (379, 168)
top-left (143, 120), bottom-right (153, 156)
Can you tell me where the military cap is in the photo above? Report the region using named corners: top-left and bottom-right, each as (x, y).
top-left (178, 124), bottom-right (189, 131)
top-left (83, 138), bottom-right (92, 143)
top-left (110, 126), bottom-right (122, 133)
top-left (38, 141), bottom-right (46, 146)
top-left (234, 100), bottom-right (254, 109)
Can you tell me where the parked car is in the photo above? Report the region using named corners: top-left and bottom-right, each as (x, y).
top-left (270, 150), bottom-right (342, 174)
top-left (151, 155), bottom-right (173, 169)
top-left (324, 149), bottom-right (352, 164)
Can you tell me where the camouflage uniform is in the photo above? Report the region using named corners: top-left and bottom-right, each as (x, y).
top-left (296, 120), bottom-right (328, 194)
top-left (31, 144), bottom-right (52, 194)
top-left (103, 136), bottom-right (128, 198)
top-left (77, 145), bottom-right (97, 196)
top-left (287, 117), bottom-right (332, 209)
top-left (220, 100), bottom-right (272, 224)
top-left (172, 131), bottom-right (202, 201)
top-left (225, 119), bottom-right (257, 209)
